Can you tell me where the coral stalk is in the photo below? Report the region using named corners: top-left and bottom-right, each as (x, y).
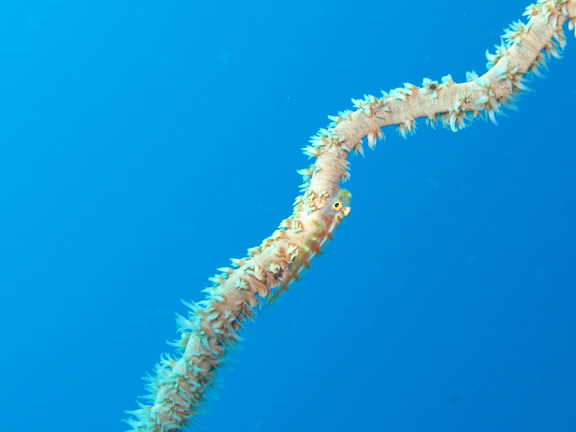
top-left (125, 1), bottom-right (576, 430)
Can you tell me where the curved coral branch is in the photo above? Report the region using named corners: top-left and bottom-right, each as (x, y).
top-left (124, 1), bottom-right (576, 431)
top-left (307, 0), bottom-right (576, 199)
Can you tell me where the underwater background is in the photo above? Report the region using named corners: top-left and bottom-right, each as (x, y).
top-left (1, 0), bottom-right (575, 431)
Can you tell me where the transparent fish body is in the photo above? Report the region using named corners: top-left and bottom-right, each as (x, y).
top-left (270, 189), bottom-right (352, 303)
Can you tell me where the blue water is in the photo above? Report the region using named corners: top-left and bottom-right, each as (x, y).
top-left (1, 1), bottom-right (575, 431)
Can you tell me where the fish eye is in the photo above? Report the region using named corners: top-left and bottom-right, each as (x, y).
top-left (332, 200), bottom-right (343, 211)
